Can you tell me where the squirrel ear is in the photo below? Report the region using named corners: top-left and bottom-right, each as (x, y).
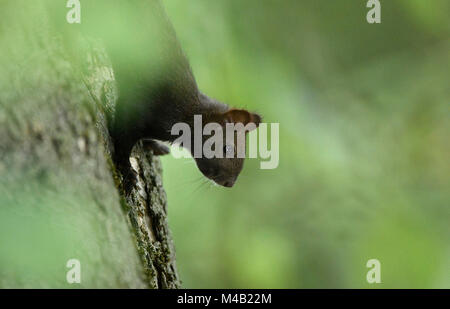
top-left (223, 109), bottom-right (261, 129)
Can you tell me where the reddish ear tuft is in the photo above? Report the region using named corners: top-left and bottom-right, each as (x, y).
top-left (223, 109), bottom-right (261, 129)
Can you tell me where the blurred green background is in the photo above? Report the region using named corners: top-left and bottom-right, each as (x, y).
top-left (161, 0), bottom-right (450, 288)
top-left (1, 0), bottom-right (447, 289)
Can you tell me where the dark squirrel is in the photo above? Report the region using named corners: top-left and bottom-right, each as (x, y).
top-left (83, 1), bottom-right (261, 189)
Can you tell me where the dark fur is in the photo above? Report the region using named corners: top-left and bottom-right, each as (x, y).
top-left (101, 0), bottom-right (260, 189)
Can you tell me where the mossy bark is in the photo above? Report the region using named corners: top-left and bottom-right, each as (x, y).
top-left (0, 1), bottom-right (180, 288)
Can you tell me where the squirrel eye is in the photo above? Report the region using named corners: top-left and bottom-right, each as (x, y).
top-left (223, 145), bottom-right (232, 154)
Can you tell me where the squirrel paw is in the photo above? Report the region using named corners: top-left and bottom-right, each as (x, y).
top-left (143, 140), bottom-right (170, 156)
top-left (115, 160), bottom-right (137, 194)
top-left (121, 168), bottom-right (137, 193)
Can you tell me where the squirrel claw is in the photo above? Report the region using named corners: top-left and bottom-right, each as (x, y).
top-left (121, 169), bottom-right (137, 194)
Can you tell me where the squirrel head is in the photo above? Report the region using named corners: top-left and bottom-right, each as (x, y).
top-left (194, 108), bottom-right (261, 188)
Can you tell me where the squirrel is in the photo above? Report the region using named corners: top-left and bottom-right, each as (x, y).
top-left (80, 0), bottom-right (261, 190)
top-left (111, 90), bottom-right (261, 190)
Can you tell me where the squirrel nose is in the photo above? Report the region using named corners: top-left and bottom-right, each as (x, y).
top-left (223, 180), bottom-right (235, 188)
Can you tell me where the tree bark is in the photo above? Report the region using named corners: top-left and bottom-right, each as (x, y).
top-left (0, 1), bottom-right (180, 288)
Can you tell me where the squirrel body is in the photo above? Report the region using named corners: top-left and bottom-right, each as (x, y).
top-left (80, 0), bottom-right (261, 189)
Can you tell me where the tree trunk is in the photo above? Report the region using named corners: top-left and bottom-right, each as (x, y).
top-left (0, 1), bottom-right (180, 288)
